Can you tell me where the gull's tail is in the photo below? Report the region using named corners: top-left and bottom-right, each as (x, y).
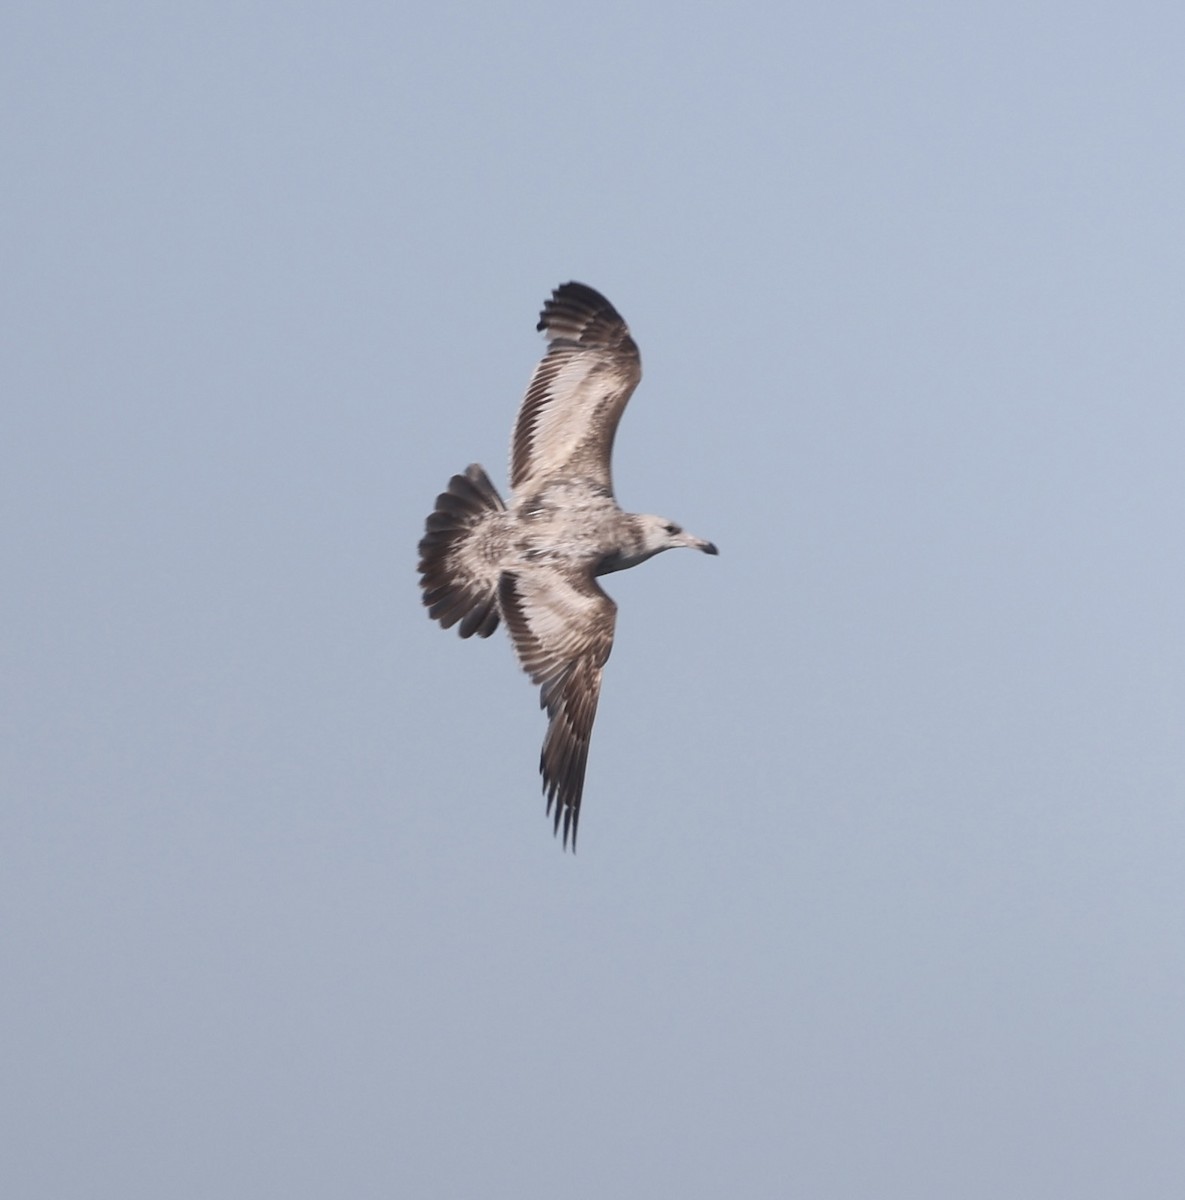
top-left (418, 464), bottom-right (506, 638)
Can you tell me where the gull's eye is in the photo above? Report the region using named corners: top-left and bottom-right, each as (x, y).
top-left (663, 522), bottom-right (680, 535)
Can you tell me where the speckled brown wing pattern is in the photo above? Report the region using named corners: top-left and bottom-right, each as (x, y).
top-left (497, 564), bottom-right (617, 849)
top-left (510, 282), bottom-right (642, 496)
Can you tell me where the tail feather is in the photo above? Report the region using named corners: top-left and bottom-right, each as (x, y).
top-left (418, 464), bottom-right (506, 638)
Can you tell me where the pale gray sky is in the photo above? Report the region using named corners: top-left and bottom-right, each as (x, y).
top-left (4, 3), bottom-right (1184, 1197)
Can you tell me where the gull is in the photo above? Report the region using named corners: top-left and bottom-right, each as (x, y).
top-left (418, 282), bottom-right (717, 849)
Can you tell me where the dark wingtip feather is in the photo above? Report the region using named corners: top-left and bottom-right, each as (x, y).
top-left (541, 746), bottom-right (583, 853)
top-left (536, 282), bottom-right (635, 354)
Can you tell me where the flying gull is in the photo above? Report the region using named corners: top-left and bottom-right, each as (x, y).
top-left (417, 282), bottom-right (717, 849)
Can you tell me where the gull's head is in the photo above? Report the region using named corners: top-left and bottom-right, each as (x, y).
top-left (599, 514), bottom-right (719, 574)
top-left (639, 514), bottom-right (719, 559)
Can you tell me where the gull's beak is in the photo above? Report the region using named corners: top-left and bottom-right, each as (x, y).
top-left (685, 533), bottom-right (718, 555)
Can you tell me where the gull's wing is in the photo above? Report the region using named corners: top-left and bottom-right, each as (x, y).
top-left (510, 282), bottom-right (642, 496)
top-left (497, 564), bottom-right (617, 850)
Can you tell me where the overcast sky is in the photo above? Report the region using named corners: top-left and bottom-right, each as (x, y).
top-left (4, 3), bottom-right (1184, 1197)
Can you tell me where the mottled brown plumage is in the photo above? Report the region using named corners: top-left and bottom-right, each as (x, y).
top-left (417, 283), bottom-right (717, 849)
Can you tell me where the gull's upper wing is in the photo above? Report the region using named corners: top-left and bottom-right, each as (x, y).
top-left (510, 282), bottom-right (642, 497)
top-left (497, 563), bottom-right (617, 850)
